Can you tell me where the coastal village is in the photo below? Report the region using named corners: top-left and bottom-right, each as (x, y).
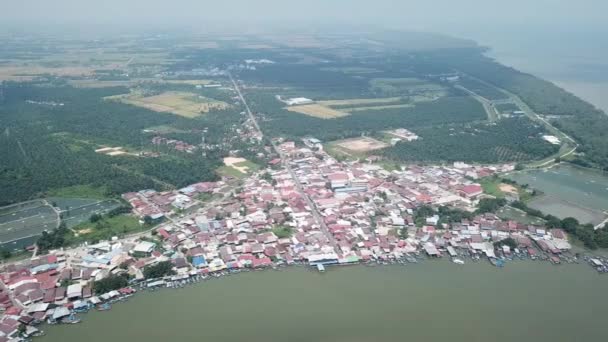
top-left (1, 133), bottom-right (602, 341)
top-left (0, 84), bottom-right (606, 341)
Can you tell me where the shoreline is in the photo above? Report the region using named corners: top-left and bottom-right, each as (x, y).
top-left (25, 250), bottom-right (608, 340)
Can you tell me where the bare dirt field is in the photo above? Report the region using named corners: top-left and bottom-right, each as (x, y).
top-left (112, 91), bottom-right (230, 118)
top-left (285, 104), bottom-right (348, 119)
top-left (499, 183), bottom-right (518, 193)
top-left (335, 137), bottom-right (390, 152)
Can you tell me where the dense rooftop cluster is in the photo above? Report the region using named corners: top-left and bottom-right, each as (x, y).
top-left (0, 138), bottom-right (586, 341)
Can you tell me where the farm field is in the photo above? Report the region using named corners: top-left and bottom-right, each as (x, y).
top-left (111, 91), bottom-right (230, 118)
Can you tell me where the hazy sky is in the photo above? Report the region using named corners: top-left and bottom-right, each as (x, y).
top-left (2, 0), bottom-right (607, 36)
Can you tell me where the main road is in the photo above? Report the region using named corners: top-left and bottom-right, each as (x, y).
top-left (229, 74), bottom-right (339, 253)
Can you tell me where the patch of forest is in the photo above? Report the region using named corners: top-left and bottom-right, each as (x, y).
top-left (382, 117), bottom-right (559, 163)
top-left (0, 82), bottom-right (240, 205)
top-left (433, 48), bottom-right (608, 170)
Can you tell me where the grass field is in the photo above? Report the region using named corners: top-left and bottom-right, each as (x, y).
top-left (285, 104), bottom-right (348, 119)
top-left (217, 166), bottom-right (247, 179)
top-left (218, 158), bottom-right (260, 178)
top-left (71, 214), bottom-right (144, 243)
top-left (480, 178), bottom-right (505, 198)
top-left (112, 91), bottom-right (230, 118)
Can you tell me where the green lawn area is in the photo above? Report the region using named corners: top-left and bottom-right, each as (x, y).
top-left (480, 176), bottom-right (536, 202)
top-left (217, 160), bottom-right (260, 179)
top-left (70, 214), bottom-right (146, 243)
top-left (217, 166), bottom-right (247, 179)
top-left (480, 177), bottom-right (504, 198)
top-left (47, 185), bottom-right (108, 199)
top-left (272, 226), bottom-right (293, 239)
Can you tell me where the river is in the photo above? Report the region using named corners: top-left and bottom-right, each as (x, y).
top-left (40, 262), bottom-right (608, 342)
top-left (507, 164), bottom-right (608, 225)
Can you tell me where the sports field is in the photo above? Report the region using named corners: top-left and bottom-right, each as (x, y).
top-left (334, 137), bottom-right (389, 152)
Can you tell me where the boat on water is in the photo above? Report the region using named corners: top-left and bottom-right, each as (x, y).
top-left (317, 264), bottom-right (325, 273)
top-left (97, 303), bottom-right (111, 311)
top-left (62, 314), bottom-right (81, 324)
top-left (452, 258), bottom-right (465, 265)
top-left (489, 258), bottom-right (505, 267)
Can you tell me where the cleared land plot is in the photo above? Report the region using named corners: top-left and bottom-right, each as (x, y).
top-left (334, 137), bottom-right (389, 153)
top-left (0, 201), bottom-right (58, 251)
top-left (112, 91), bottom-right (230, 118)
top-left (285, 104), bottom-right (348, 119)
